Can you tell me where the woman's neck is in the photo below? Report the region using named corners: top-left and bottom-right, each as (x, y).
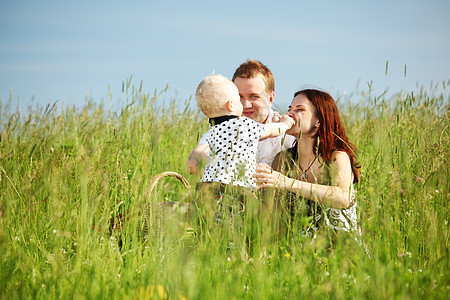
top-left (296, 136), bottom-right (317, 162)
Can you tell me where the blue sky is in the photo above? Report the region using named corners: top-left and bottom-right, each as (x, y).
top-left (1, 0), bottom-right (449, 112)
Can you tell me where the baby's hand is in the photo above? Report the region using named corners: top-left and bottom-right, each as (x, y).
top-left (280, 114), bottom-right (295, 128)
top-left (272, 112), bottom-right (282, 122)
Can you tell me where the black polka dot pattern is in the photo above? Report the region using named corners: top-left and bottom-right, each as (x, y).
top-left (201, 117), bottom-right (263, 187)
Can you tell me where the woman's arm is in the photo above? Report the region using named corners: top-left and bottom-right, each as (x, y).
top-left (254, 151), bottom-right (353, 209)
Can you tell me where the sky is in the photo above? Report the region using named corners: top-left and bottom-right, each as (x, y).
top-left (1, 0), bottom-right (449, 113)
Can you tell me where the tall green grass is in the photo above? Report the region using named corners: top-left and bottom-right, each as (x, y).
top-left (0, 81), bottom-right (448, 299)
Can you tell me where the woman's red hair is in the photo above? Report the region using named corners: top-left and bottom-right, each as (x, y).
top-left (292, 89), bottom-right (360, 183)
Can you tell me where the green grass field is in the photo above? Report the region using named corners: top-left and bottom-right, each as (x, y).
top-left (0, 81), bottom-right (448, 299)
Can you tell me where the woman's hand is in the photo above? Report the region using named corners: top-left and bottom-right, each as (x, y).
top-left (254, 163), bottom-right (290, 190)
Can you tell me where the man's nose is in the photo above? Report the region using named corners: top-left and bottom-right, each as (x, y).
top-left (241, 98), bottom-right (252, 108)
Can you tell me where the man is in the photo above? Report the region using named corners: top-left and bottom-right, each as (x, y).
top-left (187, 59), bottom-right (296, 175)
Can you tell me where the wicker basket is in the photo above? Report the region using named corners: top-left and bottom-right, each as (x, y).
top-left (109, 171), bottom-right (192, 242)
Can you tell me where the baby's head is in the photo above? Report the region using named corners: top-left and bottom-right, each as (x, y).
top-left (196, 75), bottom-right (242, 118)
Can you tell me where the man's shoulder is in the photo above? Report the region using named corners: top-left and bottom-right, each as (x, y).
top-left (266, 109), bottom-right (276, 123)
top-left (263, 133), bottom-right (296, 146)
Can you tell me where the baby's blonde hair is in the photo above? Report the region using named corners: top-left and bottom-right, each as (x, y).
top-left (195, 75), bottom-right (239, 118)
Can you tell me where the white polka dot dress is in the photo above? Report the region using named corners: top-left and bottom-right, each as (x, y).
top-left (201, 116), bottom-right (264, 188)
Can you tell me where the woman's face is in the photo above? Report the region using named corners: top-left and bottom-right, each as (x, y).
top-left (286, 94), bottom-right (320, 138)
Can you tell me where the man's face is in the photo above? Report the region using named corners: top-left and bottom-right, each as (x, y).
top-left (233, 76), bottom-right (273, 124)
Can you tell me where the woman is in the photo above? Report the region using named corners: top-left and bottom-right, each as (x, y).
top-left (254, 89), bottom-right (360, 237)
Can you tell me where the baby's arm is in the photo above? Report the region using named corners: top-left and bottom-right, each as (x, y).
top-left (187, 144), bottom-right (209, 175)
top-left (260, 115), bottom-right (295, 141)
top-left (186, 130), bottom-right (211, 175)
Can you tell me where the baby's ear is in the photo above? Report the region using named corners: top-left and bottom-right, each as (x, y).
top-left (226, 100), bottom-right (233, 112)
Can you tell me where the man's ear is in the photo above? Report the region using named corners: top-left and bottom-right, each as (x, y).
top-left (226, 100), bottom-right (233, 112)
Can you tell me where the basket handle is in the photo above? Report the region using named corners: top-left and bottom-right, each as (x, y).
top-left (147, 171), bottom-right (191, 202)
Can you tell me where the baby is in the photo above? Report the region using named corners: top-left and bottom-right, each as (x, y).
top-left (195, 75), bottom-right (294, 188)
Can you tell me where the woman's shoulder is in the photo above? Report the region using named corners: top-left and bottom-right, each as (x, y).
top-left (274, 148), bottom-right (293, 161)
top-left (331, 151), bottom-right (350, 162)
top-left (326, 151), bottom-right (354, 183)
top-left (272, 148), bottom-right (294, 171)
top-left (276, 147), bottom-right (292, 156)
top-left (325, 151), bottom-right (351, 171)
